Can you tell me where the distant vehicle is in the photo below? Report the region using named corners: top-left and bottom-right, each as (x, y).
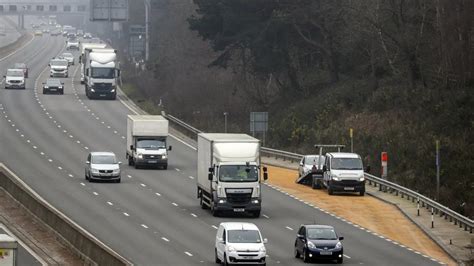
top-left (215, 222), bottom-right (267, 265)
top-left (83, 32), bottom-right (92, 39)
top-left (49, 58), bottom-right (69, 78)
top-left (60, 52), bottom-right (75, 65)
top-left (42, 78), bottom-right (64, 94)
top-left (77, 29), bottom-right (84, 37)
top-left (126, 115), bottom-right (171, 169)
top-left (42, 28), bottom-right (50, 33)
top-left (4, 69), bottom-right (26, 89)
top-left (294, 224), bottom-right (344, 264)
top-left (322, 152), bottom-right (368, 196)
top-left (34, 30), bottom-right (43, 36)
top-left (298, 155), bottom-right (325, 189)
top-left (13, 63), bottom-right (28, 78)
top-left (66, 37), bottom-right (79, 50)
top-left (50, 29), bottom-right (61, 36)
top-left (85, 152), bottom-right (121, 183)
top-left (197, 133), bottom-right (268, 217)
top-left (83, 48), bottom-right (120, 99)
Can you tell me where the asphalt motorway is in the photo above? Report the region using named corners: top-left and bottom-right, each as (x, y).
top-left (0, 34), bottom-right (441, 265)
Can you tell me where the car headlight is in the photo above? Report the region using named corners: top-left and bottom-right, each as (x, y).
top-left (252, 199), bottom-right (259, 204)
top-left (162, 155), bottom-right (167, 159)
top-left (44, 86), bottom-right (49, 88)
top-left (218, 199), bottom-right (225, 204)
top-left (58, 86), bottom-right (63, 89)
top-left (137, 153), bottom-right (143, 159)
top-left (332, 176), bottom-right (340, 181)
top-left (259, 245), bottom-right (266, 252)
top-left (110, 89), bottom-right (116, 93)
top-left (227, 246), bottom-right (236, 252)
top-left (113, 168), bottom-right (120, 174)
top-left (91, 168), bottom-right (99, 174)
top-left (335, 241), bottom-right (342, 249)
top-left (90, 88), bottom-right (95, 92)
top-left (307, 241), bottom-right (315, 249)
top-left (359, 177), bottom-right (365, 181)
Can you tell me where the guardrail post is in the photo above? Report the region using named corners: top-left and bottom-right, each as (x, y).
top-left (401, 192), bottom-right (404, 199)
top-left (417, 198), bottom-right (420, 216)
top-left (431, 208), bottom-right (434, 228)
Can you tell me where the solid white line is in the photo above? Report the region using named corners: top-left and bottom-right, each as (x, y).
top-left (161, 237), bottom-right (170, 242)
top-left (285, 226), bottom-right (293, 231)
top-left (141, 224), bottom-right (148, 229)
top-left (184, 252), bottom-right (193, 257)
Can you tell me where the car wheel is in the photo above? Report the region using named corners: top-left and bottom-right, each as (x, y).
top-left (85, 173), bottom-right (88, 180)
top-left (337, 257), bottom-right (343, 264)
top-left (214, 248), bottom-right (221, 264)
top-left (294, 246), bottom-right (300, 258)
top-left (251, 210), bottom-right (260, 218)
top-left (128, 156), bottom-right (133, 166)
top-left (43, 89), bottom-right (46, 94)
top-left (163, 164), bottom-right (168, 170)
top-left (115, 178), bottom-right (121, 183)
top-left (303, 248), bottom-right (310, 263)
top-left (223, 254), bottom-right (229, 266)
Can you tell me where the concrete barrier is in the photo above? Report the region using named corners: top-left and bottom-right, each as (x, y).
top-left (0, 163), bottom-right (132, 266)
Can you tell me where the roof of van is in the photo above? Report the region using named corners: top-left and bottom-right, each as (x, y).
top-left (220, 222), bottom-right (259, 231)
top-left (326, 152), bottom-right (360, 159)
top-left (199, 133), bottom-right (258, 142)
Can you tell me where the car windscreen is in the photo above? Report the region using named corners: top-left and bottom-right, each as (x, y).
top-left (46, 79), bottom-right (61, 86)
top-left (50, 60), bottom-right (68, 66)
top-left (136, 139), bottom-right (166, 150)
top-left (6, 70), bottom-right (24, 77)
top-left (91, 68), bottom-right (115, 79)
top-left (219, 165), bottom-right (258, 182)
top-left (91, 155), bottom-right (116, 164)
top-left (61, 53), bottom-right (73, 58)
top-left (307, 228), bottom-right (338, 240)
top-left (227, 230), bottom-right (261, 243)
top-left (305, 155), bottom-right (325, 166)
top-left (331, 158), bottom-right (363, 170)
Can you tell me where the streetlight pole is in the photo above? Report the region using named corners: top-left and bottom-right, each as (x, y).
top-left (144, 0), bottom-right (150, 62)
top-left (223, 112), bottom-right (228, 133)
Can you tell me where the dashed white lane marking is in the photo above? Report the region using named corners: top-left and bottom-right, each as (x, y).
top-left (161, 237), bottom-right (170, 242)
top-left (127, 175), bottom-right (132, 178)
top-left (188, 176), bottom-right (194, 179)
top-left (140, 183), bottom-right (146, 187)
top-left (80, 183), bottom-right (85, 186)
top-left (285, 226), bottom-right (293, 231)
top-left (344, 254), bottom-right (351, 259)
top-left (107, 201), bottom-right (113, 206)
top-left (184, 252), bottom-right (193, 257)
top-left (175, 168), bottom-right (180, 172)
top-left (33, 146), bottom-right (37, 149)
top-left (93, 192), bottom-right (99, 196)
top-left (141, 224), bottom-right (148, 229)
top-left (191, 213), bottom-right (197, 217)
top-left (172, 202), bottom-right (178, 207)
top-left (155, 192), bottom-right (161, 196)
top-left (68, 174), bottom-right (74, 178)
top-left (123, 212), bottom-right (130, 217)
top-left (262, 214), bottom-right (270, 219)
top-left (212, 225), bottom-right (218, 230)
top-left (48, 159), bottom-right (53, 162)
top-left (57, 166), bottom-right (62, 170)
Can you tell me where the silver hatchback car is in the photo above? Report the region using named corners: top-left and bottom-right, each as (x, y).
top-left (85, 152), bottom-right (121, 183)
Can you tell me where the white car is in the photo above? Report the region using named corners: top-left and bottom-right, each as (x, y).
top-left (66, 38), bottom-right (79, 50)
top-left (60, 52), bottom-right (75, 65)
top-left (215, 222), bottom-right (267, 265)
top-left (4, 69), bottom-right (26, 89)
top-left (85, 152), bottom-right (121, 183)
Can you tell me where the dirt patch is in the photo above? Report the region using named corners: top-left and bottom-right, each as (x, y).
top-left (266, 165), bottom-right (456, 265)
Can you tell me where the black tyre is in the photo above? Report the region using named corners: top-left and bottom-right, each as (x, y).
top-left (214, 248), bottom-right (221, 264)
top-left (115, 178), bottom-right (121, 183)
top-left (251, 210), bottom-right (260, 218)
top-left (43, 89), bottom-right (47, 94)
top-left (223, 254), bottom-right (229, 266)
top-left (85, 173), bottom-right (88, 180)
top-left (211, 201), bottom-right (220, 217)
top-left (294, 246), bottom-right (300, 258)
top-left (128, 156), bottom-right (134, 166)
top-left (303, 248), bottom-right (311, 263)
top-left (337, 257), bottom-right (343, 264)
top-left (163, 164), bottom-right (168, 170)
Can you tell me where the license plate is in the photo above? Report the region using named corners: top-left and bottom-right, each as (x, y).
top-left (148, 160), bottom-right (157, 164)
top-left (242, 256), bottom-right (253, 259)
top-left (50, 89), bottom-right (56, 91)
top-left (233, 208), bottom-right (245, 212)
top-left (320, 251), bottom-right (332, 255)
top-left (344, 187), bottom-right (355, 191)
top-left (100, 94), bottom-right (106, 97)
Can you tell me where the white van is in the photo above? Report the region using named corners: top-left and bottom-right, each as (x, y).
top-left (322, 152), bottom-right (368, 196)
top-left (4, 69), bottom-right (26, 89)
top-left (215, 222), bottom-right (267, 265)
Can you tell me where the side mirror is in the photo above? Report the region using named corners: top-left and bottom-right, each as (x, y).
top-left (299, 162), bottom-right (304, 166)
top-left (85, 161), bottom-right (90, 164)
top-left (117, 69), bottom-right (121, 77)
top-left (297, 234), bottom-right (304, 239)
top-left (168, 145), bottom-right (172, 151)
top-left (130, 145), bottom-right (134, 151)
top-left (365, 165), bottom-right (371, 173)
top-left (263, 238), bottom-right (268, 244)
top-left (263, 172), bottom-right (268, 181)
top-left (219, 238), bottom-right (225, 244)
top-left (339, 236), bottom-right (344, 240)
top-left (208, 173), bottom-right (213, 181)
top-left (322, 165), bottom-right (327, 172)
top-left (208, 167), bottom-right (214, 173)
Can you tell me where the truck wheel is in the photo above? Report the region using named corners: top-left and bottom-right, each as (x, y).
top-left (303, 248), bottom-right (311, 263)
top-left (328, 186), bottom-right (334, 195)
top-left (128, 156), bottom-right (134, 166)
top-left (251, 211), bottom-right (260, 218)
top-left (210, 201), bottom-right (220, 217)
top-left (360, 190), bottom-right (365, 196)
top-left (337, 257), bottom-right (343, 264)
top-left (214, 248), bottom-right (221, 263)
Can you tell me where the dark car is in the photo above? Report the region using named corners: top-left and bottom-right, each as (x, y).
top-left (294, 225), bottom-right (344, 264)
top-left (42, 78), bottom-right (64, 94)
top-left (13, 63), bottom-right (28, 78)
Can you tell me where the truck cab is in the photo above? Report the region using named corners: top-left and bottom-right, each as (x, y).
top-left (322, 152), bottom-right (366, 196)
top-left (84, 48), bottom-right (120, 100)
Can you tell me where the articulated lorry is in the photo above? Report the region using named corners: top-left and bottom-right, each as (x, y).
top-left (197, 133), bottom-right (268, 217)
top-left (83, 48), bottom-right (120, 100)
top-left (126, 115), bottom-right (172, 169)
top-left (79, 42), bottom-right (107, 84)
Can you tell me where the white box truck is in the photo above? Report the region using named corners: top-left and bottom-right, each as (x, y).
top-left (83, 48), bottom-right (120, 100)
top-left (79, 42), bottom-right (107, 84)
top-left (197, 133), bottom-right (268, 217)
top-left (126, 115), bottom-right (172, 169)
